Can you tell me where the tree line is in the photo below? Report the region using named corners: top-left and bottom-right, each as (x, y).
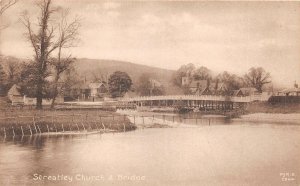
top-left (172, 63), bottom-right (271, 95)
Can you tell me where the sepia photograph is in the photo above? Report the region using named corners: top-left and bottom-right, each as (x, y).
top-left (0, 0), bottom-right (299, 185)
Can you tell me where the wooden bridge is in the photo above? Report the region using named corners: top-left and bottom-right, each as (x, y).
top-left (119, 95), bottom-right (265, 110)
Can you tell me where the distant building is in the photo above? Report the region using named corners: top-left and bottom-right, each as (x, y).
top-left (209, 82), bottom-right (227, 95)
top-left (64, 81), bottom-right (109, 101)
top-left (7, 84), bottom-right (23, 105)
top-left (190, 80), bottom-right (208, 94)
top-left (64, 83), bottom-right (90, 101)
top-left (277, 88), bottom-right (300, 96)
top-left (89, 82), bottom-right (108, 97)
top-left (269, 83), bottom-right (300, 103)
top-left (232, 89), bottom-right (244, 97)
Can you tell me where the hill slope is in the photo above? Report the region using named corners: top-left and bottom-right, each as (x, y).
top-left (74, 58), bottom-right (183, 95)
top-left (0, 56), bottom-right (183, 95)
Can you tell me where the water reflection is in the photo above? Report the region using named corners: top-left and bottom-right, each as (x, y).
top-left (1, 122), bottom-right (300, 186)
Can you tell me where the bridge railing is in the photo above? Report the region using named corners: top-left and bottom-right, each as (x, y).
top-left (120, 95), bottom-right (254, 103)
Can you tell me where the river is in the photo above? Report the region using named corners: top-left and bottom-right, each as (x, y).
top-left (0, 116), bottom-right (299, 186)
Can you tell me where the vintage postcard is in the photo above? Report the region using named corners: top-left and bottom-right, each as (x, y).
top-left (0, 1), bottom-right (299, 186)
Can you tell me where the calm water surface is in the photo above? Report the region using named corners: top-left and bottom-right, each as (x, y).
top-left (0, 119), bottom-right (300, 186)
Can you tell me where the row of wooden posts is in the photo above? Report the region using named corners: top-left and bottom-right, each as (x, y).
top-left (0, 114), bottom-right (131, 137)
top-left (0, 114), bottom-right (219, 137)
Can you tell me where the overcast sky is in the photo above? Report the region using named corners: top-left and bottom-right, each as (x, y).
top-left (0, 1), bottom-right (300, 87)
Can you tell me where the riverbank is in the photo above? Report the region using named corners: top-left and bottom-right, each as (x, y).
top-left (245, 101), bottom-right (300, 114)
top-left (234, 113), bottom-right (300, 125)
top-left (0, 109), bottom-right (136, 136)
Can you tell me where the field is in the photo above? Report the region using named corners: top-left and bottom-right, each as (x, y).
top-left (0, 108), bottom-right (136, 136)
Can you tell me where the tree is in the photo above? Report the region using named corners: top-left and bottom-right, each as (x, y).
top-left (244, 67), bottom-right (271, 93)
top-left (49, 57), bottom-right (75, 108)
top-left (21, 0), bottom-right (61, 109)
top-left (108, 71), bottom-right (132, 98)
top-left (136, 73), bottom-right (152, 96)
top-left (21, 1), bottom-right (79, 109)
top-left (216, 71), bottom-right (243, 95)
top-left (49, 9), bottom-right (80, 109)
top-left (18, 62), bottom-right (38, 97)
top-left (0, 64), bottom-right (6, 95)
top-left (137, 74), bottom-right (165, 96)
top-left (5, 60), bottom-right (20, 88)
top-left (152, 86), bottom-right (165, 96)
top-left (192, 66), bottom-right (212, 80)
top-left (91, 70), bottom-right (109, 83)
top-left (172, 63), bottom-right (195, 87)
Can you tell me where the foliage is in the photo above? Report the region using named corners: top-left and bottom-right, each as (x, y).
top-left (0, 64), bottom-right (7, 95)
top-left (18, 62), bottom-right (53, 98)
top-left (19, 0), bottom-right (80, 109)
top-left (152, 86), bottom-right (165, 96)
top-left (216, 71), bottom-right (244, 95)
top-left (192, 66), bottom-right (212, 80)
top-left (136, 73), bottom-right (152, 96)
top-left (172, 63), bottom-right (213, 88)
top-left (0, 63), bottom-right (6, 84)
top-left (20, 0), bottom-right (60, 109)
top-left (108, 71), bottom-right (132, 98)
top-left (172, 63), bottom-right (195, 87)
top-left (137, 73), bottom-right (165, 96)
top-left (5, 60), bottom-right (21, 89)
top-left (244, 67), bottom-right (271, 93)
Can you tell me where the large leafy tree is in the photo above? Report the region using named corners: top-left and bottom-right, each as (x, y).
top-left (108, 71), bottom-right (132, 98)
top-left (172, 63), bottom-right (195, 87)
top-left (192, 66), bottom-right (212, 80)
top-left (244, 67), bottom-right (271, 93)
top-left (137, 73), bottom-right (165, 96)
top-left (19, 62), bottom-right (46, 98)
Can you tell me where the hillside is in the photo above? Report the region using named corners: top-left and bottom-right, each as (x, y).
top-left (74, 58), bottom-right (183, 95)
top-left (0, 56), bottom-right (183, 95)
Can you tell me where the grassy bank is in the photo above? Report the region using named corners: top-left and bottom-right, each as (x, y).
top-left (245, 101), bottom-right (300, 114)
top-left (0, 109), bottom-right (136, 136)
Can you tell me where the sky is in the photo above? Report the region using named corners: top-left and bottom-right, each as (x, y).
top-left (0, 0), bottom-right (300, 88)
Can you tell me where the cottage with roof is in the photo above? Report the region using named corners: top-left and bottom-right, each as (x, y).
top-left (89, 82), bottom-right (108, 97)
top-left (7, 84), bottom-right (24, 105)
top-left (190, 80), bottom-right (208, 94)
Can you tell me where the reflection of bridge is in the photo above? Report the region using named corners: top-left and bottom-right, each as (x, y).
top-left (119, 95), bottom-right (263, 110)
